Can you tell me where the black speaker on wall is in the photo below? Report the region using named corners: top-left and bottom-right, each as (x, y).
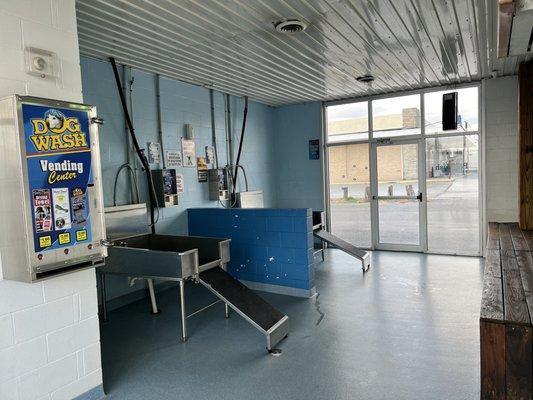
top-left (442, 92), bottom-right (458, 131)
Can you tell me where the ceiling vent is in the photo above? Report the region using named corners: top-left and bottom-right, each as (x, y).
top-left (275, 19), bottom-right (307, 34)
top-left (356, 74), bottom-right (375, 83)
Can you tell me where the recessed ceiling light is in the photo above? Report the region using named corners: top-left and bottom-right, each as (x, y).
top-left (356, 74), bottom-right (375, 83)
top-left (274, 19), bottom-right (308, 34)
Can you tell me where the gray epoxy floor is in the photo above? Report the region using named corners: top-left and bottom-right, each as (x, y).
top-left (100, 250), bottom-right (484, 400)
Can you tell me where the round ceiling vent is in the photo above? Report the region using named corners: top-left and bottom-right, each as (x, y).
top-left (275, 19), bottom-right (308, 34)
top-left (356, 74), bottom-right (375, 83)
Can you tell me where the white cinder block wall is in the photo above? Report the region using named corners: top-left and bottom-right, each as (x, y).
top-left (0, 1), bottom-right (103, 400)
top-left (484, 76), bottom-right (519, 223)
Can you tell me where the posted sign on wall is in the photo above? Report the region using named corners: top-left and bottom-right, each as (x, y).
top-left (22, 104), bottom-right (93, 252)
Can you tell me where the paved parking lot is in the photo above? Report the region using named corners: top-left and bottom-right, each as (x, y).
top-left (329, 173), bottom-right (480, 254)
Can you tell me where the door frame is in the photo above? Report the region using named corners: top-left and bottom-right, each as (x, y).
top-left (321, 82), bottom-right (483, 256)
top-left (369, 137), bottom-right (427, 252)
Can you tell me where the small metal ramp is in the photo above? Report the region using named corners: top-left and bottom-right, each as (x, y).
top-left (314, 229), bottom-right (371, 272)
top-left (199, 267), bottom-right (289, 352)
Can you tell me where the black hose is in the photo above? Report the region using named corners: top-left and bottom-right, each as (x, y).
top-left (109, 57), bottom-right (156, 233)
top-left (232, 96), bottom-right (248, 200)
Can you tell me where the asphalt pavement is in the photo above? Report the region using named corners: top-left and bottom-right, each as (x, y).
top-left (329, 173), bottom-right (480, 254)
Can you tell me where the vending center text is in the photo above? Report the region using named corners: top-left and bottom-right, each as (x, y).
top-left (40, 160), bottom-right (84, 174)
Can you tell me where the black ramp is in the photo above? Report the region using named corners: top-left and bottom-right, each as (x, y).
top-left (199, 267), bottom-right (289, 349)
top-left (314, 229), bottom-right (370, 271)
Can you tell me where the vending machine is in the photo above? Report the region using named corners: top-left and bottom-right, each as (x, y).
top-left (0, 95), bottom-right (106, 282)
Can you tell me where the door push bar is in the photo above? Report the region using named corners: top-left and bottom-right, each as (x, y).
top-left (373, 193), bottom-right (423, 202)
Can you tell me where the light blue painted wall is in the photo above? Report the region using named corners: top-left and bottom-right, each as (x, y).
top-left (273, 102), bottom-right (324, 211)
top-left (81, 56), bottom-right (277, 300)
top-left (80, 59), bottom-right (127, 207)
top-left (81, 57), bottom-right (326, 303)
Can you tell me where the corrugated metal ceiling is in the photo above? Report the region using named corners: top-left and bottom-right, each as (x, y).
top-left (76, 0), bottom-right (532, 106)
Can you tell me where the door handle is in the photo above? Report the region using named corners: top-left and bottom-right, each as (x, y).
top-left (373, 195), bottom-right (421, 201)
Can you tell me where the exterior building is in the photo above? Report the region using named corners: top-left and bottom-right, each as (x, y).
top-left (328, 107), bottom-right (477, 188)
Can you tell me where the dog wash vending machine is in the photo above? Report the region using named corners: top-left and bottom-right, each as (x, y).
top-left (0, 95), bottom-right (106, 282)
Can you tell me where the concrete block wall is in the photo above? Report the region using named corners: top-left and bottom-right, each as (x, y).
top-left (0, 271), bottom-right (102, 400)
top-left (188, 208), bottom-right (314, 296)
top-left (81, 57), bottom-right (277, 303)
top-left (484, 76), bottom-right (519, 222)
top-left (274, 102), bottom-right (324, 211)
top-left (0, 1), bottom-right (82, 102)
top-left (81, 57), bottom-right (277, 221)
top-left (0, 1), bottom-right (103, 399)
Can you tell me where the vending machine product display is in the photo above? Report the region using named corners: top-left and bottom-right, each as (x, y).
top-left (0, 95), bottom-right (106, 282)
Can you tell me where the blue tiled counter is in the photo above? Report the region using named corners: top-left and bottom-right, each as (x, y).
top-left (188, 208), bottom-right (315, 297)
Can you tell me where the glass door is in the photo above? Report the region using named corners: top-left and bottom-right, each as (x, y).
top-left (371, 139), bottom-right (426, 251)
top-left (325, 86), bottom-right (481, 255)
top-left (327, 143), bottom-right (372, 248)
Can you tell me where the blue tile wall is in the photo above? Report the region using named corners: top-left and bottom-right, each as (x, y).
top-left (188, 208), bottom-right (314, 292)
top-left (81, 57), bottom-right (277, 301)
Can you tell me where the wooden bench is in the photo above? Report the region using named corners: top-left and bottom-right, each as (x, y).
top-left (481, 223), bottom-right (533, 399)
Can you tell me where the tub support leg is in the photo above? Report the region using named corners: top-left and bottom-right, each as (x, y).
top-left (147, 279), bottom-right (159, 314)
top-left (179, 280), bottom-right (187, 342)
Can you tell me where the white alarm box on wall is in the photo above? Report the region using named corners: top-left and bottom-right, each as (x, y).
top-left (0, 95), bottom-right (107, 282)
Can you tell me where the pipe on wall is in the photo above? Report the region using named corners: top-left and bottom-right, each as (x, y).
top-left (156, 74), bottom-right (165, 168)
top-left (225, 93), bottom-right (233, 167)
top-left (232, 96), bottom-right (248, 199)
top-left (209, 89), bottom-right (219, 169)
top-left (122, 65), bottom-right (139, 203)
top-left (110, 57), bottom-right (156, 232)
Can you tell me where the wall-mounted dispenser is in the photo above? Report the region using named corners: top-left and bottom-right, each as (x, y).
top-left (184, 123), bottom-right (194, 139)
top-left (208, 168), bottom-right (229, 201)
top-left (236, 190), bottom-right (264, 208)
top-left (151, 168), bottom-right (179, 207)
top-left (0, 95), bottom-right (107, 282)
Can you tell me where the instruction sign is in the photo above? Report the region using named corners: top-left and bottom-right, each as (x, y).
top-left (176, 173), bottom-right (184, 193)
top-left (182, 139), bottom-right (196, 167)
top-left (147, 142), bottom-right (161, 164)
top-left (166, 150), bottom-right (182, 167)
top-left (197, 157), bottom-right (208, 182)
top-left (22, 103), bottom-right (93, 252)
top-left (309, 139), bottom-right (320, 160)
top-left (205, 146), bottom-right (216, 168)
